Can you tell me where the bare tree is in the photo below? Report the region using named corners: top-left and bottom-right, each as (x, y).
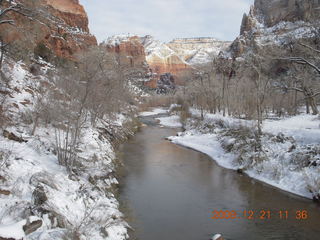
top-left (46, 46), bottom-right (135, 173)
top-left (277, 40), bottom-right (320, 115)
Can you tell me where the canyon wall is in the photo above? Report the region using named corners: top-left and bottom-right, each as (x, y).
top-left (103, 35), bottom-right (146, 68)
top-left (141, 36), bottom-right (230, 87)
top-left (231, 0), bottom-right (320, 58)
top-left (1, 0), bottom-right (97, 60)
top-left (141, 35), bottom-right (191, 83)
top-left (167, 38), bottom-right (231, 64)
top-left (101, 35), bottom-right (230, 88)
top-left (254, 0), bottom-right (320, 27)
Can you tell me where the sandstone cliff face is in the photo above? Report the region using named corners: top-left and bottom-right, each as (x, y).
top-left (254, 0), bottom-right (320, 27)
top-left (167, 38), bottom-right (231, 64)
top-left (140, 35), bottom-right (192, 86)
top-left (103, 35), bottom-right (230, 88)
top-left (141, 36), bottom-right (230, 86)
top-left (104, 35), bottom-right (146, 68)
top-left (232, 0), bottom-right (320, 57)
top-left (1, 0), bottom-right (97, 60)
top-left (44, 0), bottom-right (90, 32)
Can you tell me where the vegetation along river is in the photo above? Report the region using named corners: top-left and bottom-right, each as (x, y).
top-left (119, 115), bottom-right (320, 240)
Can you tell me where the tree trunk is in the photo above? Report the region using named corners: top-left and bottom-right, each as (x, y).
top-left (222, 77), bottom-right (226, 117)
top-left (306, 98), bottom-right (310, 114)
top-left (31, 114), bottom-right (39, 136)
top-left (0, 38), bottom-right (4, 72)
top-left (309, 97), bottom-right (319, 115)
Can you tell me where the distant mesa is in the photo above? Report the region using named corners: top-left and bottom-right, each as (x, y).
top-left (102, 34), bottom-right (231, 89)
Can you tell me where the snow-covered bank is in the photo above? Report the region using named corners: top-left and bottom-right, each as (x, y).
top-left (156, 115), bottom-right (182, 128)
top-left (169, 134), bottom-right (235, 169)
top-left (164, 109), bottom-right (320, 201)
top-left (0, 60), bottom-right (137, 240)
top-left (138, 108), bottom-right (168, 116)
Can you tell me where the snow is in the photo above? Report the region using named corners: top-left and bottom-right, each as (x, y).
top-left (0, 59), bottom-right (131, 240)
top-left (105, 34), bottom-right (136, 47)
top-left (0, 219), bottom-right (26, 239)
top-left (141, 35), bottom-right (189, 64)
top-left (169, 133), bottom-right (235, 169)
top-left (212, 234), bottom-right (222, 240)
top-left (157, 115), bottom-right (183, 128)
top-left (166, 108), bottom-right (320, 200)
top-left (244, 15), bottom-right (317, 47)
top-left (263, 114), bottom-right (320, 144)
top-left (139, 108), bottom-right (168, 116)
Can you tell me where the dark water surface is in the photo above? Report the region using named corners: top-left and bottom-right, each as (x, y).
top-left (119, 120), bottom-right (320, 240)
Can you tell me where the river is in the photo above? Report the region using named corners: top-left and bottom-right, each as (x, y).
top-left (119, 116), bottom-right (320, 240)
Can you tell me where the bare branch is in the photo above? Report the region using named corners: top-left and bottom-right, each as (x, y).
top-left (278, 57), bottom-right (320, 74)
top-left (299, 42), bottom-right (320, 54)
top-left (312, 92), bottom-right (320, 97)
top-left (0, 19), bottom-right (14, 25)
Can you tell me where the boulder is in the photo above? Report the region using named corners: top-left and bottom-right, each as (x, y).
top-left (32, 185), bottom-right (48, 206)
top-left (3, 130), bottom-right (27, 143)
top-left (0, 189), bottom-right (11, 196)
top-left (23, 219), bottom-right (42, 235)
top-left (212, 233), bottom-right (224, 240)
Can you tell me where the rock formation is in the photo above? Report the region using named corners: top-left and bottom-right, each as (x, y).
top-left (103, 35), bottom-right (146, 68)
top-left (1, 0), bottom-right (97, 60)
top-left (101, 35), bottom-right (230, 88)
top-left (167, 37), bottom-right (231, 64)
top-left (230, 0), bottom-right (320, 58)
top-left (141, 35), bottom-right (191, 85)
top-left (141, 35), bottom-right (230, 87)
top-left (254, 0), bottom-right (320, 27)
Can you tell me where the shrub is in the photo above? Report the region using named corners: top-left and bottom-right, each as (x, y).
top-left (34, 42), bottom-right (52, 62)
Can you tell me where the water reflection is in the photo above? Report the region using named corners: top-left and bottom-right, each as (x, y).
top-left (120, 125), bottom-right (320, 240)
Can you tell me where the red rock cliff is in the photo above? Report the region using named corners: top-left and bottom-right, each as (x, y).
top-left (1, 0), bottom-right (97, 60)
top-left (104, 35), bottom-right (146, 68)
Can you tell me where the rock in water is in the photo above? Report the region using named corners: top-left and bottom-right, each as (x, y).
top-left (212, 234), bottom-right (224, 240)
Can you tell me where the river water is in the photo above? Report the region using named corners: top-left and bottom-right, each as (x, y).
top-left (119, 117), bottom-right (320, 240)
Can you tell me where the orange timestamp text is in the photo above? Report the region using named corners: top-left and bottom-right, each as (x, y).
top-left (210, 210), bottom-right (308, 220)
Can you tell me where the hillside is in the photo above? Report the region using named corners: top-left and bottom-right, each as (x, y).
top-left (0, 1), bottom-right (139, 239)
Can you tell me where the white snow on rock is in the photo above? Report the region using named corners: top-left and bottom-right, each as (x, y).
top-left (212, 233), bottom-right (222, 240)
top-left (104, 33), bottom-right (136, 46)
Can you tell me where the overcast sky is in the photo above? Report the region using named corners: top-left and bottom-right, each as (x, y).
top-left (80, 0), bottom-right (254, 43)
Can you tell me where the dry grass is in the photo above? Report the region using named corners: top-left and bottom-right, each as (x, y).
top-left (139, 95), bottom-right (173, 111)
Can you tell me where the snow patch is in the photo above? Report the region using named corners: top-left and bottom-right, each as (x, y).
top-left (157, 115), bottom-right (183, 128)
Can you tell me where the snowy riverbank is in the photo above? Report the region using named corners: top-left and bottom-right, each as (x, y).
top-left (157, 107), bottom-right (320, 201)
top-left (0, 60), bottom-right (137, 240)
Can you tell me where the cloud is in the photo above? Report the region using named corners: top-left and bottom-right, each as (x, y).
top-left (79, 0), bottom-right (254, 43)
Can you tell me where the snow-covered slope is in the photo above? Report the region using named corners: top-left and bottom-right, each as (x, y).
top-left (167, 38), bottom-right (231, 65)
top-left (141, 36), bottom-right (231, 65)
top-left (230, 1), bottom-right (320, 57)
top-left (140, 35), bottom-right (187, 64)
top-left (0, 58), bottom-right (135, 240)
